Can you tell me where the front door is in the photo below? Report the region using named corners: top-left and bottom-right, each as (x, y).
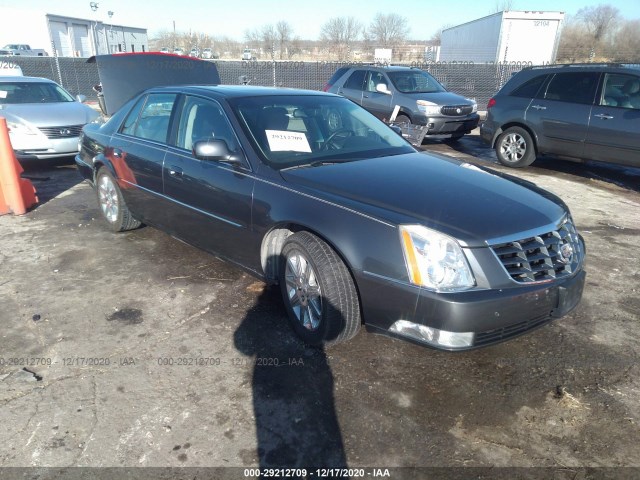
top-left (361, 70), bottom-right (393, 121)
top-left (162, 95), bottom-right (256, 265)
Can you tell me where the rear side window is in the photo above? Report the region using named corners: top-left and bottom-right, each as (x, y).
top-left (511, 75), bottom-right (548, 98)
top-left (121, 93), bottom-right (177, 143)
top-left (326, 67), bottom-right (350, 87)
top-left (540, 72), bottom-right (599, 105)
top-left (601, 73), bottom-right (640, 109)
top-left (344, 70), bottom-right (366, 90)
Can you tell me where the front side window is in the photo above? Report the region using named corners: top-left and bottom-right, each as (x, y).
top-left (387, 70), bottom-right (445, 94)
top-left (600, 73), bottom-right (640, 109)
top-left (229, 95), bottom-right (414, 170)
top-left (541, 72), bottom-right (599, 105)
top-left (365, 71), bottom-right (388, 92)
top-left (0, 82), bottom-right (74, 104)
top-left (174, 96), bottom-right (238, 152)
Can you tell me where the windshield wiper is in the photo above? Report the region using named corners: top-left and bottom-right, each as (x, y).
top-left (280, 160), bottom-right (343, 171)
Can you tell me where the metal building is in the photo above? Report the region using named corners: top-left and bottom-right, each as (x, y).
top-left (0, 8), bottom-right (147, 58)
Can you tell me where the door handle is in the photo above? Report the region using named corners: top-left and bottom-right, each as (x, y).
top-left (168, 166), bottom-right (183, 177)
top-left (531, 105), bottom-right (547, 110)
top-left (594, 113), bottom-right (614, 120)
top-left (112, 148), bottom-right (123, 158)
top-left (363, 94), bottom-right (369, 98)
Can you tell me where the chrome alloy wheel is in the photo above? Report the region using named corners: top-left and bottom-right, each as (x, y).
top-left (284, 252), bottom-right (322, 331)
top-left (500, 132), bottom-right (527, 162)
top-left (98, 174), bottom-right (119, 223)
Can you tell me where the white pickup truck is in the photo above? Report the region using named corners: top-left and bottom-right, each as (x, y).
top-left (1, 44), bottom-right (48, 56)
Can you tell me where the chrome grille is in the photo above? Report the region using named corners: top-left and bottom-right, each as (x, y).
top-left (441, 105), bottom-right (474, 116)
top-left (38, 125), bottom-right (84, 139)
top-left (491, 218), bottom-right (583, 284)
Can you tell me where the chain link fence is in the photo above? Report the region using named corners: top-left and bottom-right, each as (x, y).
top-left (7, 56), bottom-right (526, 108)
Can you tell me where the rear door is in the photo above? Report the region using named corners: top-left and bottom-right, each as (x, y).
top-left (109, 92), bottom-right (178, 225)
top-left (525, 72), bottom-right (599, 158)
top-left (162, 95), bottom-right (256, 265)
top-left (335, 69), bottom-right (366, 106)
top-left (584, 72), bottom-right (640, 167)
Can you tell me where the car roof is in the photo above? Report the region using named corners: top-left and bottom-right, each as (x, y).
top-left (520, 64), bottom-right (640, 75)
top-left (0, 76), bottom-right (57, 83)
top-left (148, 84), bottom-right (339, 99)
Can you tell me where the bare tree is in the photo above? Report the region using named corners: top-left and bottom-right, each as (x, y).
top-left (576, 4), bottom-right (621, 42)
top-left (244, 28), bottom-right (261, 48)
top-left (429, 24), bottom-right (452, 46)
top-left (276, 21), bottom-right (293, 60)
top-left (492, 0), bottom-right (514, 13)
top-left (612, 19), bottom-right (640, 62)
top-left (320, 16), bottom-right (362, 60)
top-left (368, 13), bottom-right (410, 47)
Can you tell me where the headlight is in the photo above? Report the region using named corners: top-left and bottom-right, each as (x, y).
top-left (416, 100), bottom-right (441, 116)
top-left (399, 225), bottom-right (475, 291)
top-left (465, 98), bottom-right (478, 113)
top-left (6, 120), bottom-right (38, 135)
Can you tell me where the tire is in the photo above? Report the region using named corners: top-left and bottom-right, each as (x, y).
top-left (495, 126), bottom-right (536, 168)
top-left (95, 168), bottom-right (141, 232)
top-left (279, 231), bottom-right (361, 346)
top-left (394, 113), bottom-right (411, 125)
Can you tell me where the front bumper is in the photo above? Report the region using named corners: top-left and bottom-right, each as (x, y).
top-left (359, 269), bottom-right (586, 351)
top-left (12, 135), bottom-right (80, 161)
top-left (413, 113), bottom-right (480, 136)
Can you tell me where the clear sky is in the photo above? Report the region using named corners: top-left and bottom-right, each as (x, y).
top-left (3, 0), bottom-right (640, 40)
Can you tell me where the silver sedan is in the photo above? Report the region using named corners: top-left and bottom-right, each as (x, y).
top-left (0, 76), bottom-right (99, 161)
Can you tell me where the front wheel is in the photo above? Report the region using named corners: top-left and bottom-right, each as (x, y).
top-left (495, 126), bottom-right (536, 167)
top-left (279, 232), bottom-right (361, 346)
top-left (96, 168), bottom-right (141, 232)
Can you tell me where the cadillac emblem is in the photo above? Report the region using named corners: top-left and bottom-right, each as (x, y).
top-left (558, 242), bottom-right (574, 264)
top-left (59, 128), bottom-right (72, 136)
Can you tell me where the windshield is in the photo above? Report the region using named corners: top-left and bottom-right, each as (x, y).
top-left (0, 82), bottom-right (75, 104)
top-left (388, 70), bottom-right (446, 94)
top-left (229, 95), bottom-right (415, 170)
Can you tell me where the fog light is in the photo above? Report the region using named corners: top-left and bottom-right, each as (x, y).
top-left (389, 320), bottom-right (474, 348)
top-left (427, 122), bottom-right (435, 128)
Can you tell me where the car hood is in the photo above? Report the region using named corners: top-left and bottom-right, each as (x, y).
top-left (88, 53), bottom-right (221, 115)
top-left (406, 91), bottom-right (474, 106)
top-left (0, 102), bottom-right (98, 126)
top-left (280, 152), bottom-right (566, 247)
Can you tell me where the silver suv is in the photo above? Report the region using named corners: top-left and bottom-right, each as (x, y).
top-left (325, 65), bottom-right (479, 140)
top-left (481, 63), bottom-right (640, 168)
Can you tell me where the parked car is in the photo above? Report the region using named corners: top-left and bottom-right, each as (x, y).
top-left (1, 44), bottom-right (48, 56)
top-left (0, 76), bottom-right (99, 161)
top-left (325, 65), bottom-right (479, 141)
top-left (173, 48), bottom-right (185, 55)
top-left (481, 63), bottom-right (640, 168)
top-left (201, 48), bottom-right (219, 59)
top-left (159, 47), bottom-right (170, 54)
top-left (189, 48), bottom-right (199, 58)
top-left (76, 85), bottom-right (585, 351)
top-left (242, 48), bottom-right (256, 61)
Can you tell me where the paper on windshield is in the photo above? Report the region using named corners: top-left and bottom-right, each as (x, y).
top-left (266, 130), bottom-right (311, 153)
top-left (0, 91), bottom-right (7, 99)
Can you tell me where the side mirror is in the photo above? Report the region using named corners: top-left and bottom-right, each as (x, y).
top-left (193, 139), bottom-right (244, 164)
top-left (375, 84), bottom-right (391, 95)
top-left (76, 94), bottom-right (87, 103)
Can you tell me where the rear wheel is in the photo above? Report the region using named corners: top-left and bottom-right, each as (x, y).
top-left (279, 232), bottom-right (361, 346)
top-left (96, 168), bottom-right (141, 232)
top-left (495, 126), bottom-right (536, 167)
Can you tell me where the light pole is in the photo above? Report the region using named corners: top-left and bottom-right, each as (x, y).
top-left (89, 2), bottom-right (99, 55)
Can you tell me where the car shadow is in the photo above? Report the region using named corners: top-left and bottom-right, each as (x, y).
top-left (20, 158), bottom-right (84, 208)
top-left (233, 285), bottom-right (348, 475)
top-left (423, 135), bottom-right (640, 193)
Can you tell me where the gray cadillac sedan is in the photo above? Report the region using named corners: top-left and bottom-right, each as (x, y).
top-left (77, 84), bottom-right (586, 351)
top-left (0, 76), bottom-right (99, 161)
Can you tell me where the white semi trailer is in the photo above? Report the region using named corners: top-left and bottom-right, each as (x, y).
top-left (440, 11), bottom-right (565, 65)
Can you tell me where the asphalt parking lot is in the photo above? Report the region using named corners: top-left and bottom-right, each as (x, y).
top-left (1, 132), bottom-right (639, 476)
